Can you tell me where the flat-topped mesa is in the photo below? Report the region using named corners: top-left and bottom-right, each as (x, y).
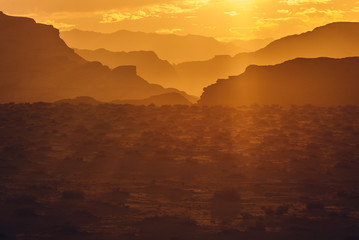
top-left (0, 10), bottom-right (35, 25)
top-left (112, 65), bottom-right (137, 76)
top-left (199, 57), bottom-right (359, 106)
top-left (0, 11), bottom-right (83, 63)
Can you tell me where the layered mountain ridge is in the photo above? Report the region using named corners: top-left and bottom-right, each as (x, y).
top-left (0, 12), bottom-right (194, 103)
top-left (61, 29), bottom-right (268, 63)
top-left (75, 48), bottom-right (179, 87)
top-left (175, 22), bottom-right (359, 95)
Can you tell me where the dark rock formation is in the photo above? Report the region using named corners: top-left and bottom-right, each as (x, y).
top-left (199, 57), bottom-right (359, 106)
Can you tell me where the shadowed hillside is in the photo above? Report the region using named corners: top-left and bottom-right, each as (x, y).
top-left (75, 49), bottom-right (179, 87)
top-left (61, 29), bottom-right (245, 63)
top-left (0, 12), bottom-right (194, 103)
top-left (113, 92), bottom-right (192, 106)
top-left (199, 57), bottom-right (359, 106)
top-left (176, 22), bottom-right (359, 95)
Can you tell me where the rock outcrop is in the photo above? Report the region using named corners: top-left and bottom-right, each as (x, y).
top-left (199, 57), bottom-right (359, 106)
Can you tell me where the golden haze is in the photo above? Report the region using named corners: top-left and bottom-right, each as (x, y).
top-left (1, 0), bottom-right (359, 40)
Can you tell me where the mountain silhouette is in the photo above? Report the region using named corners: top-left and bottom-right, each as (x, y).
top-left (175, 22), bottom-right (359, 95)
top-left (55, 96), bottom-right (102, 105)
top-left (75, 48), bottom-right (179, 87)
top-left (60, 29), bottom-right (263, 63)
top-left (199, 57), bottom-right (359, 106)
top-left (0, 12), bottom-right (195, 103)
top-left (113, 92), bottom-right (192, 106)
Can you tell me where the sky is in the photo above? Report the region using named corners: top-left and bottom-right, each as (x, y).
top-left (1, 0), bottom-right (359, 40)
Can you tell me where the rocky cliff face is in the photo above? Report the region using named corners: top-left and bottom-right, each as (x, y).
top-left (0, 12), bottom-right (194, 103)
top-left (199, 57), bottom-right (359, 106)
top-left (0, 11), bottom-right (83, 63)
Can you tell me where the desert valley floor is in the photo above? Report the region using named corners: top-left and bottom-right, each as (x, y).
top-left (0, 103), bottom-right (358, 240)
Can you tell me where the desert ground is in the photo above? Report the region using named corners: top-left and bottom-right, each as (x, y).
top-left (0, 103), bottom-right (358, 240)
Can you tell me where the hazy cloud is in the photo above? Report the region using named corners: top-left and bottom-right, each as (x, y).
top-left (0, 0), bottom-right (182, 13)
top-left (279, 0), bottom-right (331, 5)
top-left (42, 20), bottom-right (75, 30)
top-left (2, 0), bottom-right (359, 40)
top-left (155, 28), bottom-right (183, 33)
top-left (99, 1), bottom-right (210, 23)
top-left (224, 11), bottom-right (239, 16)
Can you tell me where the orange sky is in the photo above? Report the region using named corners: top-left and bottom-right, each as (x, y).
top-left (1, 0), bottom-right (359, 40)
